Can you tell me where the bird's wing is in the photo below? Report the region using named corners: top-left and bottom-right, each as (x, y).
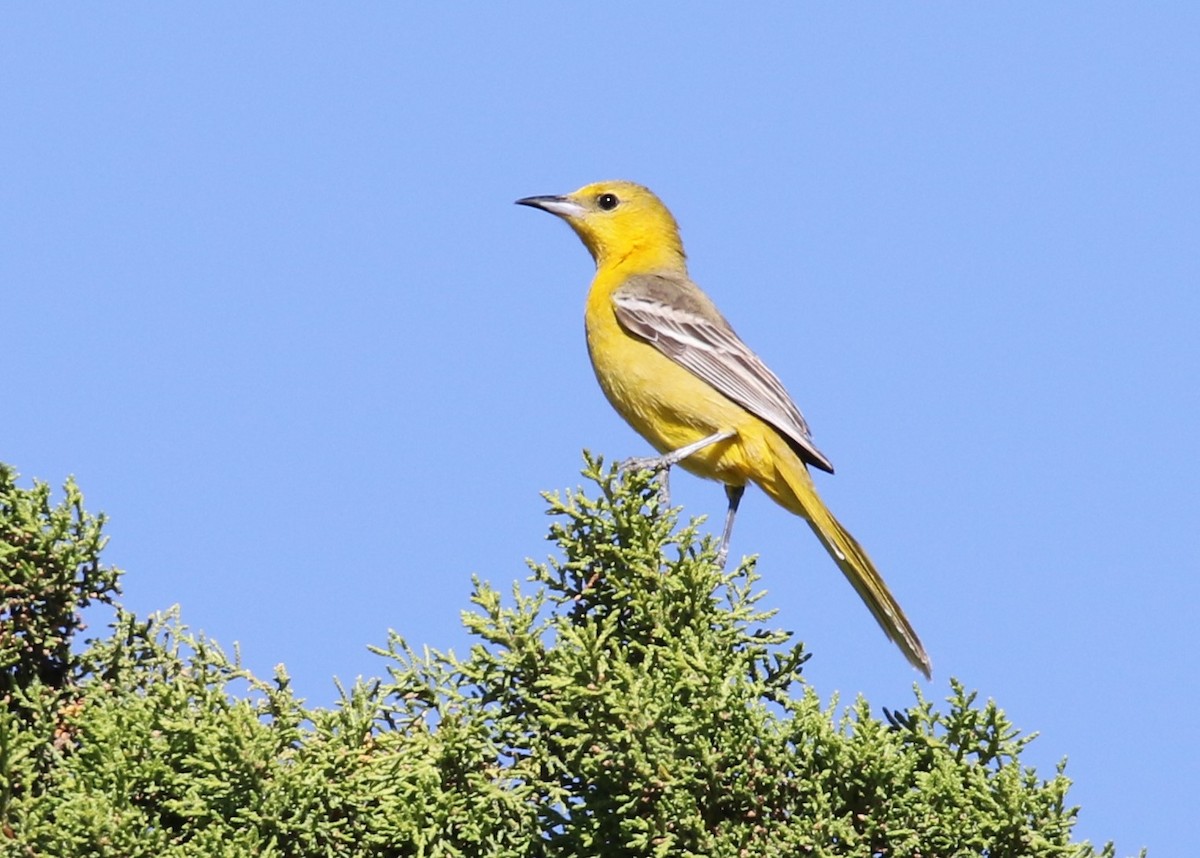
top-left (612, 272), bottom-right (835, 473)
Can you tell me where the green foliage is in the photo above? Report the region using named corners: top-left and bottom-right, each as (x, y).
top-left (1, 464), bottom-right (120, 702)
top-left (0, 457), bottom-right (1140, 857)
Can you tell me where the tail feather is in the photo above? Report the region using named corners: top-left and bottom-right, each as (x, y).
top-left (760, 434), bottom-right (932, 679)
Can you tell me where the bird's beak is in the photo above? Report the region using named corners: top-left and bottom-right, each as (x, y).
top-left (515, 194), bottom-right (585, 219)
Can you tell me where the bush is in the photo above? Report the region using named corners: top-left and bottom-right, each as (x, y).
top-left (0, 458), bottom-right (1139, 857)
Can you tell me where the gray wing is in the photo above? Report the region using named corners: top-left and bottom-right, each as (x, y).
top-left (612, 272), bottom-right (835, 473)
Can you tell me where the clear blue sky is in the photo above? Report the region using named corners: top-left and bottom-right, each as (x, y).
top-left (4, 6), bottom-right (1195, 853)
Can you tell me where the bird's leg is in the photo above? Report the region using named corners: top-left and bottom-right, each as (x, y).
top-left (715, 484), bottom-right (745, 569)
top-left (621, 429), bottom-right (736, 507)
top-left (621, 429), bottom-right (737, 472)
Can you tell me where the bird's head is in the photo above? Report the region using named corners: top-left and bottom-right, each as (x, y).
top-left (517, 180), bottom-right (686, 270)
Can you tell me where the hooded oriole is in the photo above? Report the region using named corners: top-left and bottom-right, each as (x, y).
top-left (517, 180), bottom-right (931, 678)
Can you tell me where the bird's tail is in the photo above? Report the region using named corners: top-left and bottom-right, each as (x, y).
top-left (758, 432), bottom-right (932, 678)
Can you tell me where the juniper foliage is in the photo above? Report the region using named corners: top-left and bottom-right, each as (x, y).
top-left (0, 458), bottom-right (1139, 857)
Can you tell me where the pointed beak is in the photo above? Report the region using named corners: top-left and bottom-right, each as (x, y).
top-left (515, 194), bottom-right (586, 219)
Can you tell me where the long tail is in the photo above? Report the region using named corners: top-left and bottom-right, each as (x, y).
top-left (759, 432), bottom-right (932, 678)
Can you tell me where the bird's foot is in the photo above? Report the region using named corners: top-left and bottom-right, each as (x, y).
top-left (619, 454), bottom-right (671, 474)
top-left (618, 456), bottom-right (673, 507)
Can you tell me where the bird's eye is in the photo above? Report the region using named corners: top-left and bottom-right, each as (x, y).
top-left (597, 193), bottom-right (619, 211)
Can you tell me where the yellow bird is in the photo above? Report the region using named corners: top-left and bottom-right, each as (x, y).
top-left (517, 180), bottom-right (931, 678)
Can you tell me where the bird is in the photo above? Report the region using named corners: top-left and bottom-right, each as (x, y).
top-left (516, 180), bottom-right (931, 678)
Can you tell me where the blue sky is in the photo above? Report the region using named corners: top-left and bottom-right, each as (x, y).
top-left (4, 6), bottom-right (1196, 853)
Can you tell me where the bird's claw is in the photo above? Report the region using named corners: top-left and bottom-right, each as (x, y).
top-left (619, 455), bottom-right (667, 473)
top-left (618, 456), bottom-right (672, 508)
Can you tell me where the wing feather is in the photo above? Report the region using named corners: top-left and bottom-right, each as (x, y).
top-left (613, 273), bottom-right (835, 473)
